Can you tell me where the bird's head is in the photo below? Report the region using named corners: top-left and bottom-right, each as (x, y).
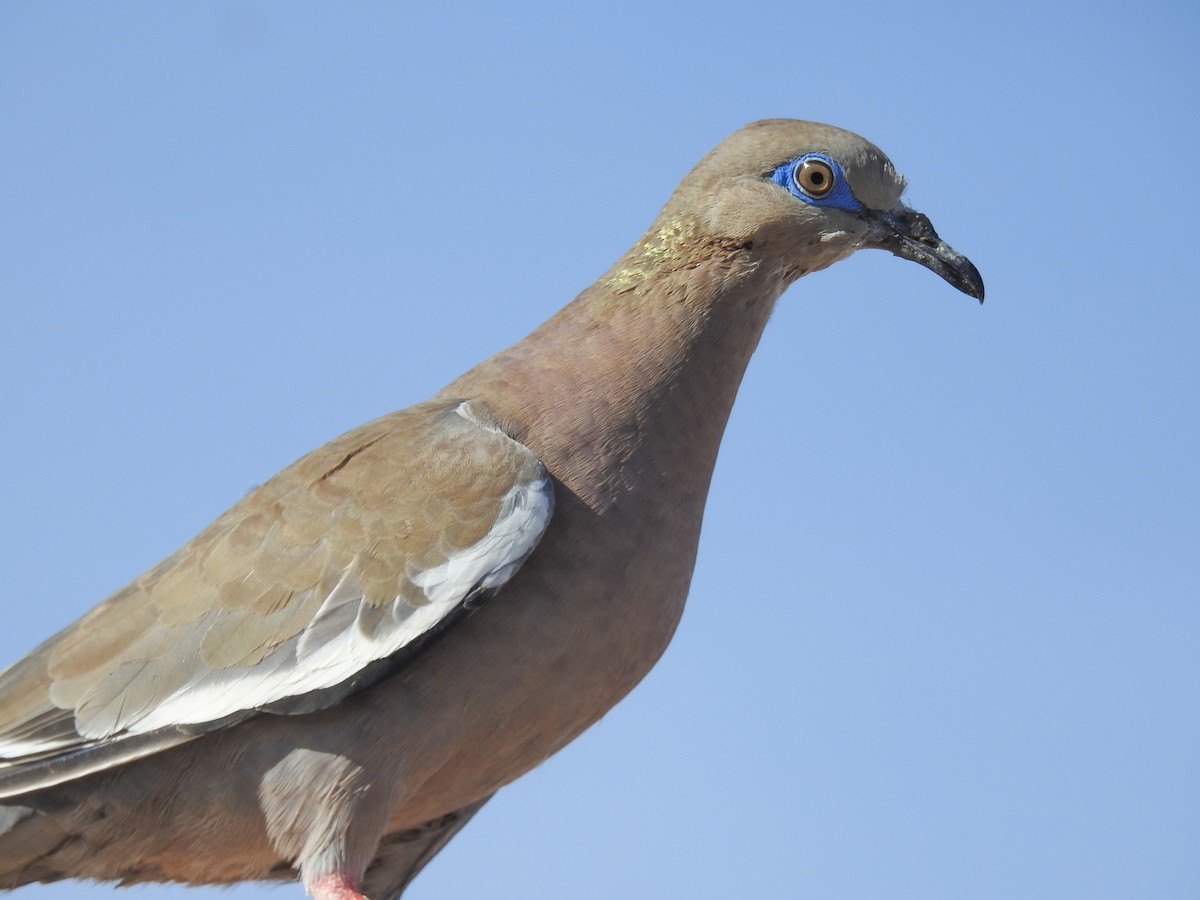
top-left (664, 119), bottom-right (984, 302)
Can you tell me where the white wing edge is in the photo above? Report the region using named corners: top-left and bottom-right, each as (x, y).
top-left (123, 468), bottom-right (553, 736)
top-left (0, 727), bottom-right (197, 800)
top-left (0, 470), bottom-right (553, 799)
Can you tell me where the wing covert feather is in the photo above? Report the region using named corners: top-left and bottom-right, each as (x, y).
top-left (0, 398), bottom-right (553, 794)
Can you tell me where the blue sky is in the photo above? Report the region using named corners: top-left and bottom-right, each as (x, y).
top-left (2, 2), bottom-right (1197, 898)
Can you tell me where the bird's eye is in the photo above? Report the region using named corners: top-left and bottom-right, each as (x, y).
top-left (770, 153), bottom-right (862, 211)
top-left (794, 158), bottom-right (836, 197)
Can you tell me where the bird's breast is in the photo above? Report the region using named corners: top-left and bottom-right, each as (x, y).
top-left (360, 476), bottom-right (703, 828)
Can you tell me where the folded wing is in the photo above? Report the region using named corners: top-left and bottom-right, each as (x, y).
top-left (0, 398), bottom-right (553, 797)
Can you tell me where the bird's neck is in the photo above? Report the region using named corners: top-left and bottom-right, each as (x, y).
top-left (438, 218), bottom-right (786, 512)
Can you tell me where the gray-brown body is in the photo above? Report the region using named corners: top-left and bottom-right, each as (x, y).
top-left (0, 120), bottom-right (981, 898)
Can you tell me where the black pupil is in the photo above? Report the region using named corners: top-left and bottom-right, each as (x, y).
top-left (810, 170), bottom-right (825, 186)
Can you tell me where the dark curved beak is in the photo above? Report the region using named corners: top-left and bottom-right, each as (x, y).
top-left (862, 207), bottom-right (984, 303)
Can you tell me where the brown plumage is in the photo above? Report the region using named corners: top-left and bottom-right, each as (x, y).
top-left (0, 120), bottom-right (982, 899)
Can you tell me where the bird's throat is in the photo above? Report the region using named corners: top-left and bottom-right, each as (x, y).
top-left (440, 231), bottom-right (781, 512)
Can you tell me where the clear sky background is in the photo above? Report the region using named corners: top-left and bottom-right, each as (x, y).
top-left (2, 3), bottom-right (1197, 899)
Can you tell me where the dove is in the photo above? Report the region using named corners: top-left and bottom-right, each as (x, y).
top-left (0, 119), bottom-right (982, 899)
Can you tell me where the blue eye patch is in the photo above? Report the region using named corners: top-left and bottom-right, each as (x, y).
top-left (770, 152), bottom-right (863, 212)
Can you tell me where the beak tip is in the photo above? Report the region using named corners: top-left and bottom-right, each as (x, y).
top-left (961, 261), bottom-right (985, 304)
top-left (962, 268), bottom-right (985, 304)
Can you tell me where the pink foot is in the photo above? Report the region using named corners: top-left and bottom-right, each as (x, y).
top-left (308, 872), bottom-right (368, 900)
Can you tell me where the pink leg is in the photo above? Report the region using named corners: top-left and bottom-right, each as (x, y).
top-left (308, 872), bottom-right (368, 900)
